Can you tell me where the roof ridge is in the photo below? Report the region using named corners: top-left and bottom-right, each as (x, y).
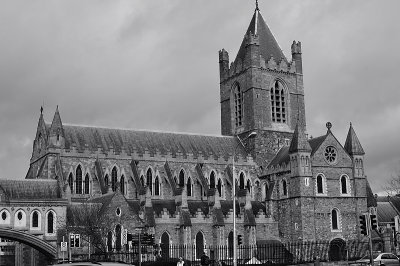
top-left (61, 123), bottom-right (230, 138)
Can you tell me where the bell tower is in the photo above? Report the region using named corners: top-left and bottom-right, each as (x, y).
top-left (219, 4), bottom-right (307, 165)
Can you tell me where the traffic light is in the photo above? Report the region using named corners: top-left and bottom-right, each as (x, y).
top-left (237, 235), bottom-right (243, 245)
top-left (370, 214), bottom-right (377, 230)
top-left (360, 214), bottom-right (368, 235)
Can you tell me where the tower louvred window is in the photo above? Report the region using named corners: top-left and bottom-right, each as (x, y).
top-left (271, 80), bottom-right (286, 123)
top-left (234, 83), bottom-right (243, 127)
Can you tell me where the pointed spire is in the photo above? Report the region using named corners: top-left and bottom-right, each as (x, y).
top-left (49, 106), bottom-right (65, 138)
top-left (289, 121), bottom-right (311, 153)
top-left (344, 122), bottom-right (365, 156)
top-left (235, 7), bottom-right (287, 64)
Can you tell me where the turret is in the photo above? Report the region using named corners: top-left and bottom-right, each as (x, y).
top-left (289, 121), bottom-right (311, 177)
top-left (219, 49), bottom-right (229, 81)
top-left (291, 40), bottom-right (303, 74)
top-left (49, 106), bottom-right (65, 149)
top-left (344, 122), bottom-right (365, 177)
top-left (32, 106), bottom-right (48, 160)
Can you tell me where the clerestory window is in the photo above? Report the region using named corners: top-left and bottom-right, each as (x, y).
top-left (270, 80), bottom-right (286, 123)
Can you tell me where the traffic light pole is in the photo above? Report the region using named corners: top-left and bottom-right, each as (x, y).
top-left (366, 213), bottom-right (373, 266)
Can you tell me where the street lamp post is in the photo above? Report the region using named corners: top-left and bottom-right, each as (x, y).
top-left (232, 131), bottom-right (256, 266)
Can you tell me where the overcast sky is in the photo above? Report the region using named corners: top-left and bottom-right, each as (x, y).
top-left (0, 0), bottom-right (399, 194)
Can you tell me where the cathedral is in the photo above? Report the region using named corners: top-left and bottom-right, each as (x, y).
top-left (0, 3), bottom-right (374, 262)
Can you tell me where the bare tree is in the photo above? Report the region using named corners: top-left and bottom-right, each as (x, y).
top-left (67, 202), bottom-right (118, 253)
top-left (383, 173), bottom-right (400, 196)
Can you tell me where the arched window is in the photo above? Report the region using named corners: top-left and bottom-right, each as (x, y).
top-left (104, 174), bottom-right (109, 189)
top-left (161, 232), bottom-right (170, 259)
top-left (332, 209), bottom-right (340, 230)
top-left (154, 176), bottom-right (160, 196)
top-left (195, 231), bottom-right (205, 259)
top-left (76, 166), bottom-right (82, 194)
top-left (32, 211), bottom-right (39, 228)
top-left (14, 210), bottom-right (26, 227)
top-left (107, 231), bottom-right (113, 252)
top-left (47, 211), bottom-right (54, 234)
top-left (270, 80), bottom-right (286, 123)
top-left (84, 174), bottom-right (90, 194)
top-left (217, 179), bottom-right (222, 197)
top-left (0, 210), bottom-right (10, 225)
top-left (147, 169), bottom-right (153, 194)
top-left (239, 173), bottom-right (245, 189)
top-left (282, 179), bottom-right (287, 196)
top-left (228, 231), bottom-right (234, 258)
top-left (179, 170), bottom-right (185, 188)
top-left (264, 183), bottom-right (269, 200)
top-left (115, 224), bottom-right (122, 251)
top-left (233, 83), bottom-right (243, 127)
top-left (187, 177), bottom-right (192, 197)
top-left (120, 175), bottom-right (125, 195)
top-left (317, 175), bottom-right (324, 194)
top-left (246, 179), bottom-right (251, 193)
top-left (341, 175), bottom-right (349, 194)
top-left (111, 167), bottom-right (118, 192)
top-left (68, 173), bottom-right (74, 194)
top-left (210, 171), bottom-right (216, 189)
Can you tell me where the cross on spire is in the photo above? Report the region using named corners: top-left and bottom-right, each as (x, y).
top-left (255, 0), bottom-right (259, 11)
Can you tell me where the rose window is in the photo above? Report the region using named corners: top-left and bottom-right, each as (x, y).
top-left (324, 146), bottom-right (337, 164)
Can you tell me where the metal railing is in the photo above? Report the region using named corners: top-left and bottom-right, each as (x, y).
top-left (71, 240), bottom-right (374, 265)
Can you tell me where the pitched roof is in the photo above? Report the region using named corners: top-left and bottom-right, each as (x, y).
top-left (377, 201), bottom-right (399, 223)
top-left (0, 179), bottom-right (62, 200)
top-left (268, 146), bottom-right (290, 167)
top-left (54, 124), bottom-right (249, 160)
top-left (289, 123), bottom-right (311, 153)
top-left (344, 123), bottom-right (365, 155)
top-left (235, 10), bottom-right (287, 64)
top-left (267, 133), bottom-right (328, 167)
top-left (308, 135), bottom-right (327, 155)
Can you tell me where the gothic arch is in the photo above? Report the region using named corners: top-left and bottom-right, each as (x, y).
top-left (340, 174), bottom-right (350, 195)
top-left (231, 82), bottom-right (243, 127)
top-left (0, 209), bottom-right (10, 225)
top-left (115, 224), bottom-right (122, 251)
top-left (68, 172), bottom-right (74, 194)
top-left (239, 172), bottom-right (246, 190)
top-left (45, 210), bottom-right (56, 235)
top-left (269, 78), bottom-right (289, 124)
top-left (161, 231), bottom-right (171, 258)
top-left (209, 170), bottom-right (216, 189)
top-left (331, 208), bottom-right (341, 231)
top-left (195, 231), bottom-right (205, 259)
top-left (14, 209), bottom-right (26, 228)
top-left (316, 173), bottom-right (327, 195)
top-left (111, 166), bottom-right (119, 192)
top-left (178, 169), bottom-right (186, 188)
top-left (146, 167), bottom-right (154, 194)
top-left (75, 164), bottom-right (83, 194)
top-left (30, 209), bottom-right (41, 230)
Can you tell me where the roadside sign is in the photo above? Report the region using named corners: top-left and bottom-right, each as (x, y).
top-left (61, 241), bottom-right (67, 252)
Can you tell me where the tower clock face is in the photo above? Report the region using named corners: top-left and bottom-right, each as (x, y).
top-left (324, 146), bottom-right (337, 164)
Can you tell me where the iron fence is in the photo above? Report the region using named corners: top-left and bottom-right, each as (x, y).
top-left (73, 240), bottom-right (374, 265)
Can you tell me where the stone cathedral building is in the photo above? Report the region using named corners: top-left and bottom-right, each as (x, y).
top-left (17, 4), bottom-right (372, 258)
